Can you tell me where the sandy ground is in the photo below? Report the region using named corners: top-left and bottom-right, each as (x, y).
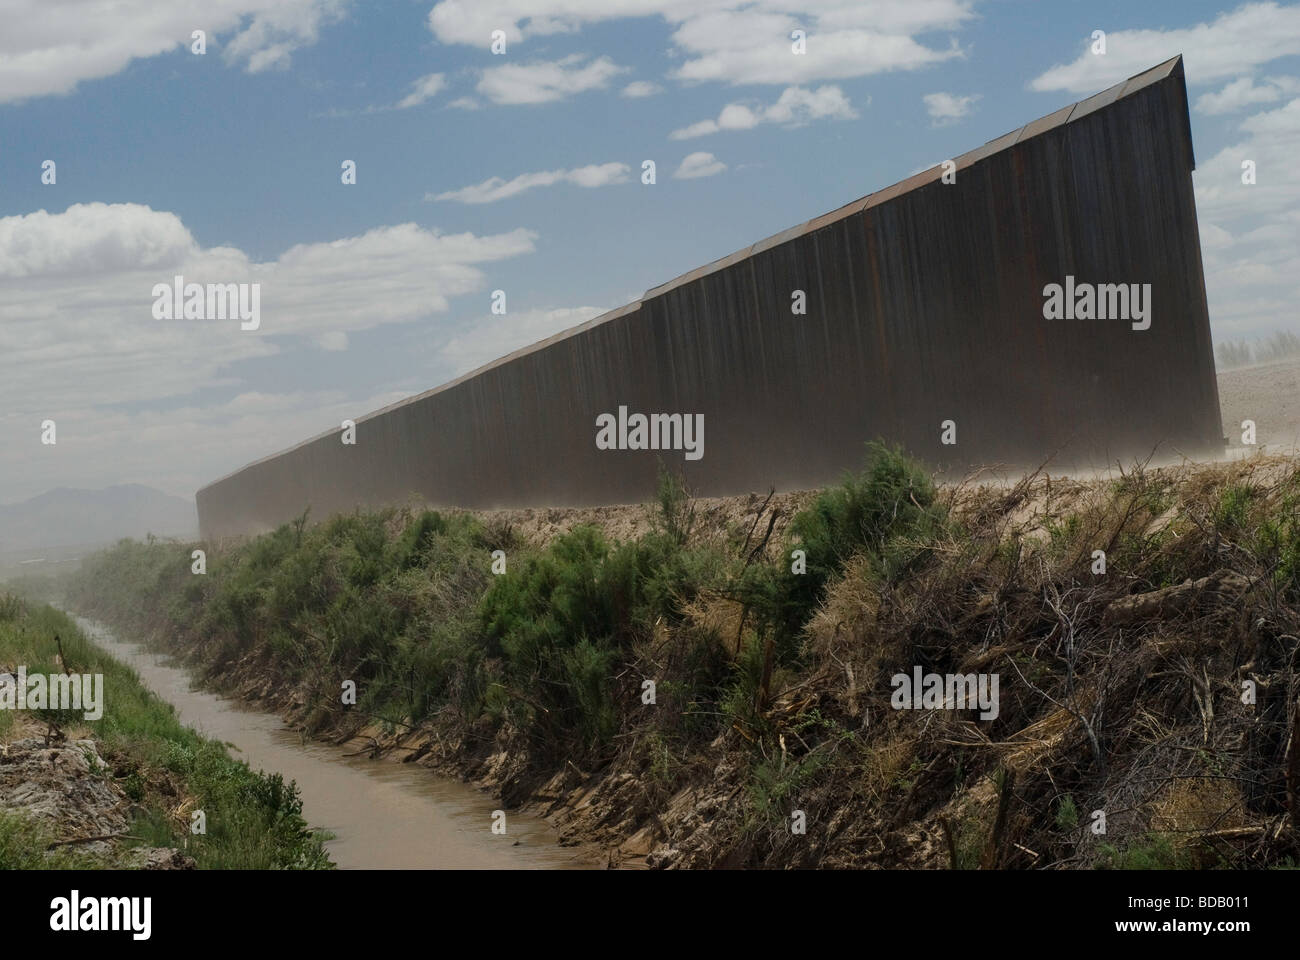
top-left (1217, 354), bottom-right (1300, 455)
top-left (470, 489), bottom-right (818, 549)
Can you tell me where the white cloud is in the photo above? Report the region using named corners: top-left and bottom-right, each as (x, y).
top-left (429, 162), bottom-right (631, 203)
top-left (1031, 2), bottom-right (1300, 95)
top-left (0, 0), bottom-right (347, 102)
top-left (673, 151), bottom-right (727, 179)
top-left (0, 203), bottom-right (536, 412)
top-left (922, 90), bottom-right (979, 124)
top-left (622, 80), bottom-right (663, 98)
top-left (0, 204), bottom-right (197, 279)
top-left (221, 0), bottom-right (348, 73)
top-left (428, 0), bottom-right (690, 46)
top-left (448, 96), bottom-right (481, 110)
top-left (669, 9), bottom-right (965, 85)
top-left (0, 202), bottom-right (543, 501)
top-left (670, 84), bottom-right (857, 139)
top-left (428, 1), bottom-right (974, 87)
top-left (321, 71), bottom-right (452, 116)
top-left (1194, 96), bottom-right (1300, 339)
top-left (1196, 75), bottom-right (1300, 114)
top-left (1240, 95), bottom-right (1300, 136)
top-left (477, 53), bottom-right (628, 104)
top-left (672, 118), bottom-right (727, 139)
top-left (396, 72), bottom-right (447, 108)
top-left (566, 163), bottom-right (631, 187)
top-left (316, 331), bottom-right (349, 351)
top-left (764, 85), bottom-right (859, 123)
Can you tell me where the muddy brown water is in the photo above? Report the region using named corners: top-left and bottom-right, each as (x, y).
top-left (74, 616), bottom-right (590, 869)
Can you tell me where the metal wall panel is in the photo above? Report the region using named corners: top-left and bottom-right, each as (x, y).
top-left (196, 56), bottom-right (1222, 540)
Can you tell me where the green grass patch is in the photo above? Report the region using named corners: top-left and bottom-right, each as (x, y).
top-left (0, 598), bottom-right (332, 870)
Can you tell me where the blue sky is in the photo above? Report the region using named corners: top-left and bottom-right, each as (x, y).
top-left (2, 0), bottom-right (1298, 503)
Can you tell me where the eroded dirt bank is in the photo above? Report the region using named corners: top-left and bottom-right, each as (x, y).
top-left (0, 724), bottom-right (195, 869)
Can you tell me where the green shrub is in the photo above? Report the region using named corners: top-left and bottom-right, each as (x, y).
top-left (1055, 794), bottom-right (1079, 831)
top-left (741, 441), bottom-right (946, 649)
top-left (1098, 833), bottom-right (1190, 870)
top-left (392, 510), bottom-right (448, 570)
top-left (654, 464), bottom-right (693, 546)
top-left (561, 637), bottom-right (619, 745)
top-left (1214, 484), bottom-right (1255, 532)
top-left (0, 811), bottom-right (98, 869)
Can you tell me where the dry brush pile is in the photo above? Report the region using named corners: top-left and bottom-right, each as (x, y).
top-left (637, 454), bottom-right (1300, 868)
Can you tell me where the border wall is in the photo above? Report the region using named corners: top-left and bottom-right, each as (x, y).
top-left (197, 56), bottom-right (1222, 541)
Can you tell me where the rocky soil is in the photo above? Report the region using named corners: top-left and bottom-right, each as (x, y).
top-left (0, 672), bottom-right (195, 869)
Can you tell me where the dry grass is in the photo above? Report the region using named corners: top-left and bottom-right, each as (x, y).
top-left (765, 452), bottom-right (1300, 868)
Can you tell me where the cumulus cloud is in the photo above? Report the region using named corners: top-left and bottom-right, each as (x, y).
top-left (622, 80), bottom-right (662, 98)
top-left (670, 84), bottom-right (857, 139)
top-left (673, 152), bottom-right (727, 179)
top-left (396, 72), bottom-right (447, 108)
top-left (1030, 2), bottom-right (1300, 95)
top-left (428, 1), bottom-right (973, 87)
top-left (0, 203), bottom-right (536, 412)
top-left (1196, 75), bottom-right (1300, 114)
top-left (0, 0), bottom-right (347, 102)
top-left (0, 204), bottom-right (197, 279)
top-left (922, 91), bottom-right (979, 125)
top-left (428, 162), bottom-right (631, 203)
top-left (477, 53), bottom-right (628, 104)
top-left (1193, 96), bottom-right (1300, 339)
top-left (0, 202), bottom-right (545, 501)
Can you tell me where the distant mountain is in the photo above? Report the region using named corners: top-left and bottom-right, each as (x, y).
top-left (0, 484), bottom-right (196, 556)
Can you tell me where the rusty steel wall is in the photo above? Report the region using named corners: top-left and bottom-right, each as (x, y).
top-left (197, 56), bottom-right (1222, 541)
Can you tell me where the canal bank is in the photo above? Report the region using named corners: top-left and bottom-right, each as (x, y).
top-left (72, 615), bottom-right (590, 870)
